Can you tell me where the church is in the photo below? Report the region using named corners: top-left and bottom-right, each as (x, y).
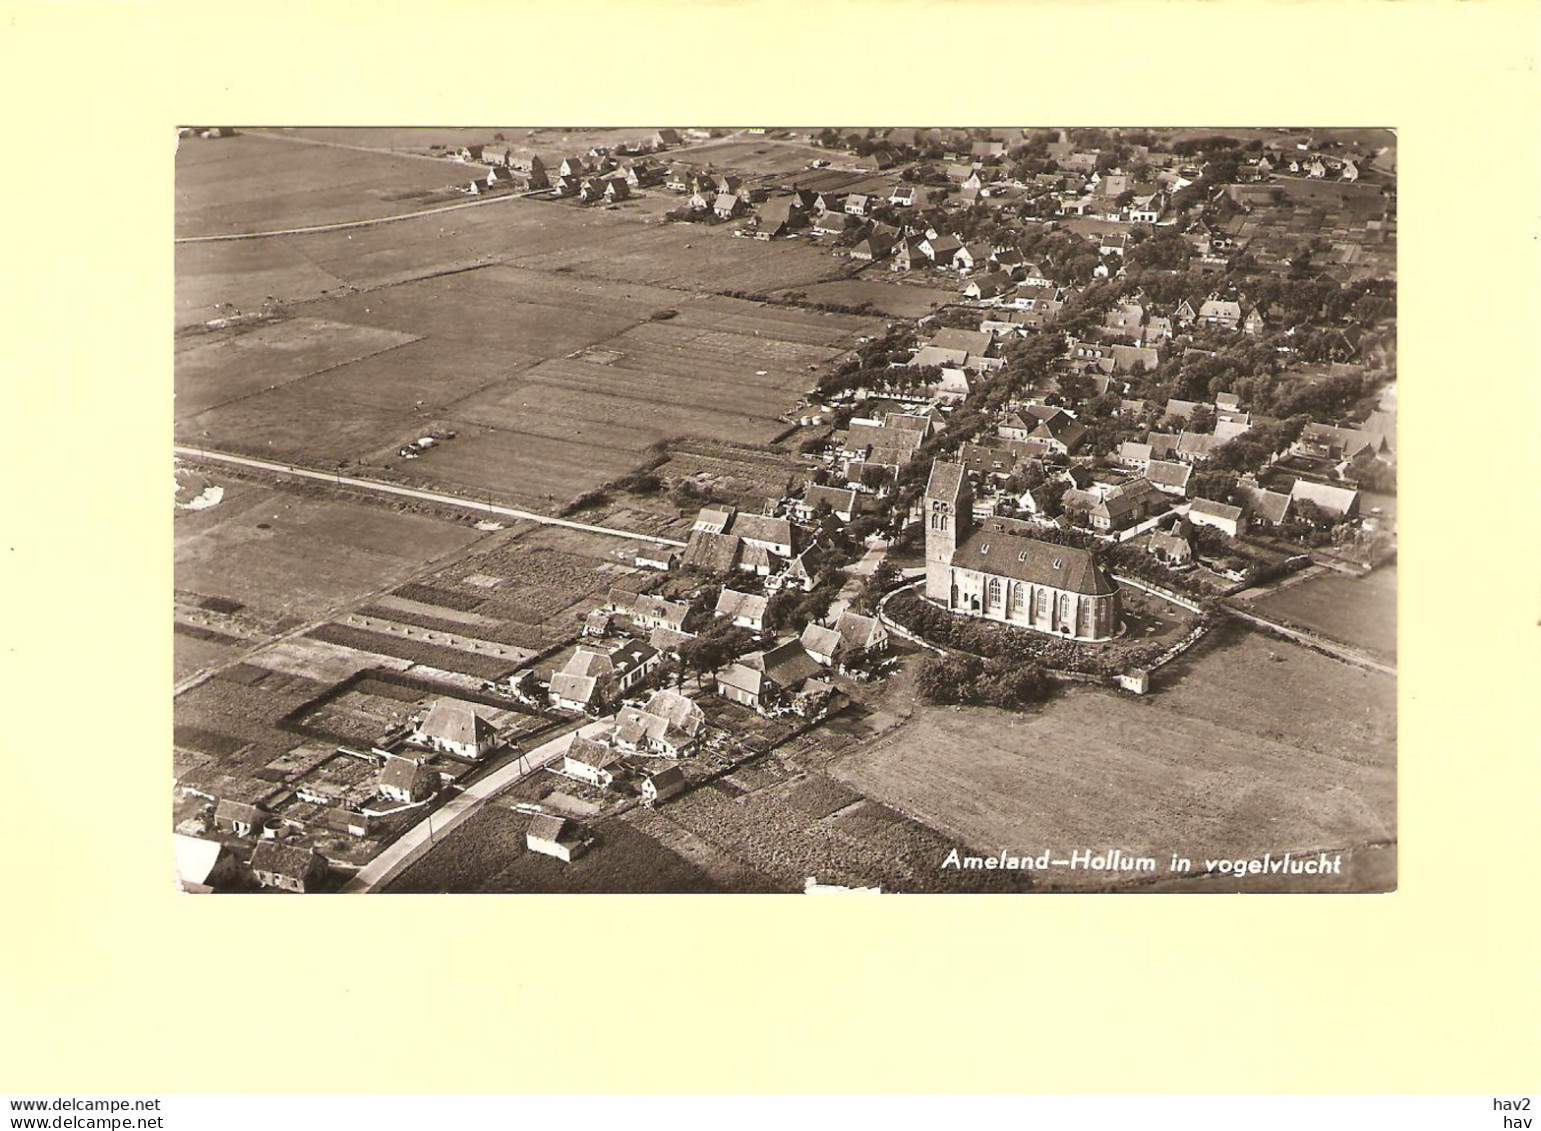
top-left (924, 459), bottom-right (1121, 642)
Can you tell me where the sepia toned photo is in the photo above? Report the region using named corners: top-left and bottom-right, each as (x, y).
top-left (173, 126), bottom-right (1396, 895)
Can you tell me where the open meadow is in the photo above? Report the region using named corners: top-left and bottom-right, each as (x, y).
top-left (828, 626), bottom-right (1396, 891)
top-left (174, 476), bottom-right (486, 629)
top-left (176, 133), bottom-right (483, 238)
top-left (1250, 565), bottom-right (1396, 659)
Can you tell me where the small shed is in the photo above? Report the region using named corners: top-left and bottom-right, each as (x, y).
top-left (527, 814), bottom-right (588, 862)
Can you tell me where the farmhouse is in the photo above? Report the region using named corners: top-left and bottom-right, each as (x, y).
top-left (924, 460), bottom-right (1120, 642)
top-left (414, 698), bottom-right (497, 760)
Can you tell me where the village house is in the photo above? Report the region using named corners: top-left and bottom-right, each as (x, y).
top-left (1198, 296), bottom-right (1244, 331)
top-left (638, 765), bottom-right (687, 808)
top-left (561, 735), bottom-right (626, 789)
top-left (1148, 528), bottom-right (1194, 567)
top-left (1289, 478), bottom-right (1360, 518)
top-left (810, 211), bottom-right (853, 237)
top-left (378, 756), bottom-right (437, 805)
top-left (607, 589), bottom-right (692, 635)
top-left (833, 610), bottom-right (890, 666)
top-left (799, 622), bottom-right (844, 668)
top-left (681, 529), bottom-right (742, 574)
top-left (965, 271), bottom-right (1014, 301)
top-left (1145, 457), bottom-right (1193, 496)
top-left (1293, 422), bottom-right (1389, 464)
top-left (732, 513), bottom-right (795, 559)
top-left (249, 841), bottom-right (328, 894)
top-left (849, 228), bottom-right (896, 262)
top-left (920, 233), bottom-right (964, 264)
top-left (1175, 432), bottom-right (1221, 463)
top-left (1187, 498), bottom-right (1246, 538)
top-left (796, 485), bottom-right (861, 523)
top-left (613, 688), bottom-right (707, 758)
top-left (782, 544), bottom-right (830, 592)
top-left (755, 196), bottom-right (802, 239)
top-left (526, 814), bottom-right (588, 862)
top-left (718, 639), bottom-right (823, 714)
top-left (925, 461), bottom-right (1121, 641)
top-left (413, 698), bottom-right (498, 761)
top-left (1066, 477), bottom-right (1170, 535)
top-left (715, 588), bottom-right (769, 633)
top-left (550, 641), bottom-right (657, 713)
top-left (1235, 479), bottom-right (1293, 526)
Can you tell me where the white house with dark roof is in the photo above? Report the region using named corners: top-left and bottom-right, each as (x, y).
top-left (561, 735), bottom-right (625, 789)
top-left (1187, 498), bottom-right (1246, 538)
top-left (414, 699), bottom-right (497, 761)
top-left (715, 589), bottom-right (768, 632)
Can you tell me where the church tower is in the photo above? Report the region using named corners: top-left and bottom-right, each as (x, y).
top-left (923, 459), bottom-right (972, 603)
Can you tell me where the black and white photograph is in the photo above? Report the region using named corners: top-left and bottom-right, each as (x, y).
top-left (172, 126), bottom-right (1397, 895)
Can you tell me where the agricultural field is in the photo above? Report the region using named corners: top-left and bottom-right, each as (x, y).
top-left (1249, 565), bottom-right (1396, 659)
top-left (173, 474), bottom-right (487, 641)
top-left (828, 626), bottom-right (1396, 891)
top-left (387, 749), bottom-right (1041, 894)
top-left (385, 804), bottom-right (747, 894)
top-left (176, 133), bottom-right (481, 238)
top-left (176, 253), bottom-right (879, 510)
top-left (173, 664), bottom-right (331, 776)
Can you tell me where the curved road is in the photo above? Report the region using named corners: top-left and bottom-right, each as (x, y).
top-left (173, 447), bottom-right (687, 547)
top-left (340, 719), bottom-right (612, 894)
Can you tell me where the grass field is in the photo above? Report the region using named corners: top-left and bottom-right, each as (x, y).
top-left (173, 476), bottom-right (485, 629)
top-left (778, 278), bottom-right (960, 318)
top-left (1250, 565), bottom-right (1396, 659)
top-left (671, 139), bottom-right (835, 175)
top-left (176, 255), bottom-right (879, 509)
top-left (829, 626), bottom-right (1395, 891)
top-left (176, 133), bottom-right (479, 237)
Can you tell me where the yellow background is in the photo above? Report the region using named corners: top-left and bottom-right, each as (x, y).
top-left (2, 0), bottom-right (1537, 1093)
